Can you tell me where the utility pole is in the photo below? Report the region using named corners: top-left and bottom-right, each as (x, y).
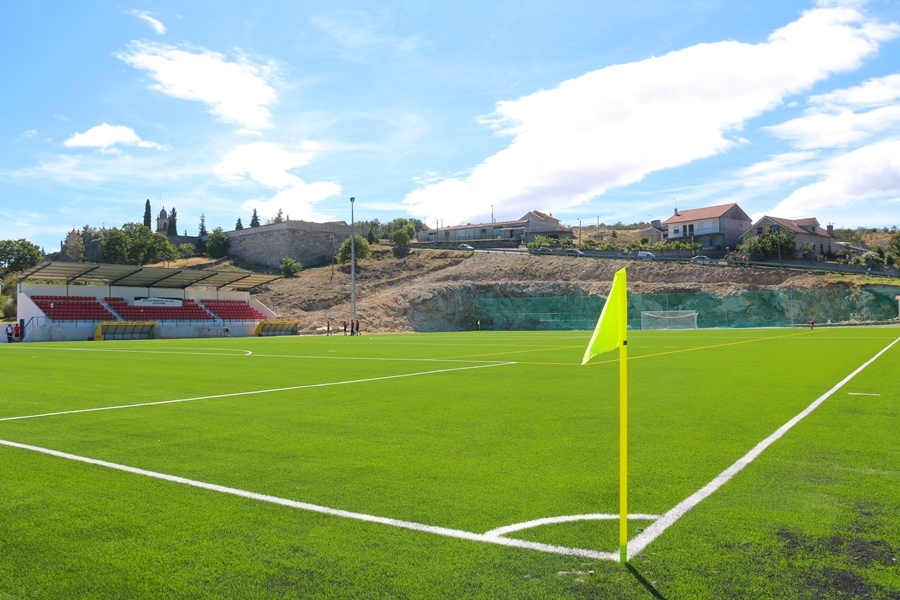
top-left (350, 197), bottom-right (356, 327)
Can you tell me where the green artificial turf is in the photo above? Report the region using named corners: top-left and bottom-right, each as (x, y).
top-left (1, 328), bottom-right (897, 598)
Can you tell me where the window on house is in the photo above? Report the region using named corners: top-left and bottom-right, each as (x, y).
top-left (757, 227), bottom-right (763, 236)
top-left (674, 228), bottom-right (680, 235)
top-left (687, 224), bottom-right (694, 235)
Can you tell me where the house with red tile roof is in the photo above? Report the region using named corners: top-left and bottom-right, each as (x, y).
top-left (662, 203), bottom-right (752, 251)
top-left (740, 216), bottom-right (836, 257)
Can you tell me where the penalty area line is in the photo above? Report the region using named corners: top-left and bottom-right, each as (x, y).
top-left (0, 362), bottom-right (516, 423)
top-left (627, 335), bottom-right (900, 561)
top-left (0, 437), bottom-right (616, 561)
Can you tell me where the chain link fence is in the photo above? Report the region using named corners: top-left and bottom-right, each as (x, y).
top-left (473, 286), bottom-right (900, 330)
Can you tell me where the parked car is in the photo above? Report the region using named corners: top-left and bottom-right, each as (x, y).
top-left (529, 247), bottom-right (552, 254)
top-left (637, 251), bottom-right (656, 261)
top-left (690, 255), bottom-right (716, 264)
top-left (565, 249), bottom-right (585, 256)
top-left (457, 244), bottom-right (474, 250)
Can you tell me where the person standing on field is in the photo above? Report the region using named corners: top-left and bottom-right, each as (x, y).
top-left (5, 324), bottom-right (12, 343)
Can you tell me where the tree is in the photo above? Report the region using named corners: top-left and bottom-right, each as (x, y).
top-left (235, 218), bottom-right (244, 230)
top-left (280, 257), bottom-right (302, 277)
top-left (143, 199), bottom-right (152, 229)
top-left (122, 222), bottom-right (155, 264)
top-left (250, 208), bottom-right (261, 227)
top-left (99, 224), bottom-right (179, 265)
top-left (153, 235), bottom-right (180, 266)
top-left (178, 243), bottom-right (195, 260)
top-left (889, 230), bottom-right (900, 258)
top-left (167, 207), bottom-right (178, 236)
top-left (267, 209), bottom-right (285, 225)
top-left (854, 251), bottom-right (883, 268)
top-left (527, 235), bottom-right (552, 249)
top-left (367, 227), bottom-right (377, 245)
top-left (198, 214), bottom-right (208, 237)
top-left (81, 224), bottom-right (103, 243)
top-left (0, 239), bottom-right (42, 275)
top-left (66, 235), bottom-right (85, 262)
top-left (337, 234), bottom-right (371, 264)
top-left (205, 227), bottom-right (230, 258)
top-left (99, 229), bottom-right (129, 264)
top-left (391, 228), bottom-right (410, 246)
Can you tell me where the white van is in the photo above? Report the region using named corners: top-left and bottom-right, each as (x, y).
top-left (637, 251), bottom-right (656, 261)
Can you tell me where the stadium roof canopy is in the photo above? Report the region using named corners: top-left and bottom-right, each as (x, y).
top-left (19, 262), bottom-right (281, 291)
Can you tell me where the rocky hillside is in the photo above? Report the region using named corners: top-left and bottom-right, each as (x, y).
top-left (250, 248), bottom-right (898, 333)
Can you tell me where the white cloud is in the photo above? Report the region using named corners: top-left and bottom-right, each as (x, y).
top-left (215, 141), bottom-right (320, 188)
top-left (737, 151), bottom-right (822, 188)
top-left (309, 9), bottom-right (429, 60)
top-left (769, 138), bottom-right (900, 217)
top-left (810, 73), bottom-right (900, 109)
top-left (63, 123), bottom-right (167, 153)
top-left (402, 5), bottom-right (899, 225)
top-left (13, 129), bottom-right (39, 142)
top-left (766, 74), bottom-right (900, 148)
top-left (116, 42), bottom-right (278, 132)
top-left (215, 142), bottom-right (342, 221)
top-left (10, 156), bottom-right (108, 184)
top-left (128, 10), bottom-right (166, 35)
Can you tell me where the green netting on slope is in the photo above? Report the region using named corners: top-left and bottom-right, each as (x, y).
top-left (473, 286), bottom-right (900, 330)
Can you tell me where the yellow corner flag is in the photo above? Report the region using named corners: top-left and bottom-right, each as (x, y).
top-left (582, 267), bottom-right (627, 364)
top-left (582, 267), bottom-right (629, 565)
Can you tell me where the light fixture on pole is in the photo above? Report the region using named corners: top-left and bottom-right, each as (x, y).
top-left (350, 197), bottom-right (357, 327)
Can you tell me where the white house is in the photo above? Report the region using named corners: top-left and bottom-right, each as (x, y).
top-left (417, 211), bottom-right (573, 244)
top-left (662, 203), bottom-right (752, 251)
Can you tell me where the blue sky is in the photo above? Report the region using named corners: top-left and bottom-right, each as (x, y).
top-left (2, 0), bottom-right (899, 252)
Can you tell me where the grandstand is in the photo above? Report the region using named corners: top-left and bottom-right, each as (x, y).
top-left (200, 299), bottom-right (268, 321)
top-left (14, 262), bottom-right (282, 342)
top-left (105, 297), bottom-right (213, 321)
top-left (31, 295), bottom-right (117, 322)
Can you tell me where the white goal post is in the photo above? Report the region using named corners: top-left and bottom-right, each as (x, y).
top-left (641, 310), bottom-right (698, 330)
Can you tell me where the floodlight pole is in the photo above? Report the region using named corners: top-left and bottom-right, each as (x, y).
top-left (350, 197), bottom-right (357, 328)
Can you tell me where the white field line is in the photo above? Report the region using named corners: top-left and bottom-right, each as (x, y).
top-left (485, 513), bottom-right (662, 537)
top-left (22, 346), bottom-right (509, 364)
top-left (0, 437), bottom-right (616, 561)
top-left (627, 335), bottom-right (900, 561)
top-left (848, 392), bottom-right (880, 396)
top-left (24, 347), bottom-right (255, 357)
top-left (0, 362), bottom-right (515, 423)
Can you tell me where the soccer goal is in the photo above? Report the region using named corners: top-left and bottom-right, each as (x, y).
top-left (641, 310), bottom-right (698, 330)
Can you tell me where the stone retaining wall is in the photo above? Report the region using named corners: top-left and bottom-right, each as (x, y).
top-left (226, 221), bottom-right (363, 269)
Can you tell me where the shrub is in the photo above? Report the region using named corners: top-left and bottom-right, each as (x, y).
top-left (280, 257), bottom-right (303, 277)
top-left (337, 235), bottom-right (371, 264)
top-left (391, 228), bottom-right (410, 247)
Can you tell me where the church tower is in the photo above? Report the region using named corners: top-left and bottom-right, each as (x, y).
top-left (156, 207), bottom-right (169, 234)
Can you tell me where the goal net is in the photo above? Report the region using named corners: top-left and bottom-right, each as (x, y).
top-left (641, 310), bottom-right (698, 330)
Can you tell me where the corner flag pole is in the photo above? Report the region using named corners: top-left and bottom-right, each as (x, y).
top-left (618, 300), bottom-right (628, 564)
top-left (581, 267), bottom-right (628, 564)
